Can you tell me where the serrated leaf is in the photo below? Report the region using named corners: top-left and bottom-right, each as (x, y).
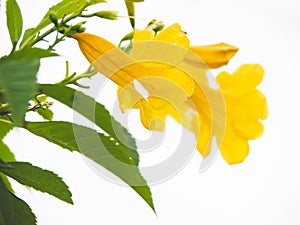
top-left (0, 143), bottom-right (14, 192)
top-left (37, 108), bottom-right (53, 121)
top-left (25, 121), bottom-right (155, 212)
top-left (0, 56), bottom-right (40, 126)
top-left (0, 173), bottom-right (13, 194)
top-left (6, 0), bottom-right (23, 46)
top-left (0, 177), bottom-right (37, 225)
top-left (0, 117), bottom-right (15, 163)
top-left (0, 159), bottom-right (73, 204)
top-left (0, 117), bottom-right (15, 192)
top-left (0, 49), bottom-right (56, 126)
top-left (0, 146), bottom-right (14, 193)
top-left (39, 84), bottom-right (139, 165)
top-left (0, 116), bottom-right (13, 140)
top-left (0, 141), bottom-right (15, 163)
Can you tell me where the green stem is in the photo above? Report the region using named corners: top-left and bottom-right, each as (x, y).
top-left (57, 66), bottom-right (97, 87)
top-left (21, 10), bottom-right (83, 50)
top-left (25, 27), bottom-right (56, 49)
top-left (9, 42), bottom-right (17, 55)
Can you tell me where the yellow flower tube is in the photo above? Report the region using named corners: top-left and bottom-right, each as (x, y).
top-left (73, 23), bottom-right (268, 165)
top-left (73, 32), bottom-right (137, 87)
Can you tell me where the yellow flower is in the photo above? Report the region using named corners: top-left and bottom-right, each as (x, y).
top-left (73, 23), bottom-right (268, 164)
top-left (216, 64), bottom-right (268, 163)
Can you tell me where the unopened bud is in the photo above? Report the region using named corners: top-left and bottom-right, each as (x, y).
top-left (96, 11), bottom-right (119, 20)
top-left (49, 11), bottom-right (58, 27)
top-left (71, 21), bottom-right (86, 33)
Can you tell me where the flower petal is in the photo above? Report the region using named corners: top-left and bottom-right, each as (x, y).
top-left (215, 64), bottom-right (268, 164)
top-left (117, 84), bottom-right (142, 112)
top-left (139, 97), bottom-right (171, 131)
top-left (217, 64), bottom-right (264, 95)
top-left (133, 30), bottom-right (155, 42)
top-left (225, 90), bottom-right (268, 121)
top-left (233, 120), bottom-right (264, 140)
top-left (219, 127), bottom-right (250, 164)
top-left (154, 23), bottom-right (190, 48)
top-left (189, 43), bottom-right (238, 68)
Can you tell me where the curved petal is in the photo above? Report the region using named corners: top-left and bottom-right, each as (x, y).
top-left (215, 64), bottom-right (268, 164)
top-left (189, 43), bottom-right (238, 69)
top-left (139, 97), bottom-right (171, 131)
top-left (154, 23), bottom-right (190, 48)
top-left (233, 120), bottom-right (264, 140)
top-left (133, 30), bottom-right (155, 42)
top-left (117, 84), bottom-right (142, 112)
top-left (190, 85), bottom-right (213, 156)
top-left (219, 127), bottom-right (250, 164)
top-left (225, 90), bottom-right (268, 121)
top-left (217, 64), bottom-right (264, 95)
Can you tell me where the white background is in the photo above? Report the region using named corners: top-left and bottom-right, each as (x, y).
top-left (1, 0), bottom-right (300, 224)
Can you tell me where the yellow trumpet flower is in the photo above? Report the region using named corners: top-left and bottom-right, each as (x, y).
top-left (73, 23), bottom-right (268, 164)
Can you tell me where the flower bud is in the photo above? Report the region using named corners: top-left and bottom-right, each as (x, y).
top-left (95, 11), bottom-right (118, 20)
top-left (49, 11), bottom-right (58, 27)
top-left (70, 22), bottom-right (86, 34)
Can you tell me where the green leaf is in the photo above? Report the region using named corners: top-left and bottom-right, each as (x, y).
top-left (36, 0), bottom-right (85, 31)
top-left (0, 159), bottom-right (73, 204)
top-left (0, 56), bottom-right (40, 126)
top-left (6, 0), bottom-right (23, 46)
top-left (126, 0), bottom-right (144, 2)
top-left (0, 49), bottom-right (55, 126)
top-left (0, 143), bottom-right (14, 192)
top-left (25, 121), bottom-right (155, 212)
top-left (0, 173), bottom-right (13, 194)
top-left (0, 117), bottom-right (14, 163)
top-left (0, 177), bottom-right (37, 225)
top-left (0, 117), bottom-right (15, 192)
top-left (0, 116), bottom-right (13, 140)
top-left (12, 48), bottom-right (58, 59)
top-left (118, 31), bottom-right (134, 54)
top-left (124, 0), bottom-right (143, 28)
top-left (37, 108), bottom-right (54, 121)
top-left (36, 0), bottom-right (106, 32)
top-left (39, 84), bottom-right (139, 165)
top-left (19, 0), bottom-right (106, 49)
top-left (124, 0), bottom-right (135, 28)
top-left (19, 28), bottom-right (36, 49)
top-left (0, 141), bottom-right (15, 163)
top-left (38, 84), bottom-right (155, 211)
top-left (118, 31), bottom-right (134, 44)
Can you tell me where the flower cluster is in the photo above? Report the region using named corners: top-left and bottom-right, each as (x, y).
top-left (73, 23), bottom-right (268, 164)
